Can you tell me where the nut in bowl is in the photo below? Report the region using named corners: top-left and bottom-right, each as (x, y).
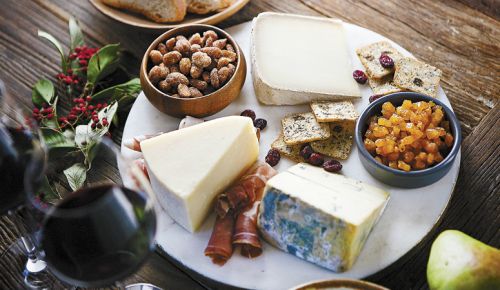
top-left (140, 24), bottom-right (246, 118)
top-left (355, 92), bottom-right (461, 188)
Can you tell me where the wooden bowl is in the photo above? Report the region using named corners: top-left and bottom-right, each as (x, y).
top-left (140, 24), bottom-right (246, 118)
top-left (290, 279), bottom-right (389, 290)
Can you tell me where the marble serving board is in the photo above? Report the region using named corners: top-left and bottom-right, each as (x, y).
top-left (120, 20), bottom-right (460, 290)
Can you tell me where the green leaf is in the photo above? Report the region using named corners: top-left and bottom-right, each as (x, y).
top-left (41, 128), bottom-right (76, 149)
top-left (86, 44), bottom-right (121, 84)
top-left (38, 176), bottom-right (60, 202)
top-left (38, 30), bottom-right (67, 71)
top-left (32, 79), bottom-right (55, 107)
top-left (63, 163), bottom-right (87, 191)
top-left (91, 78), bottom-right (141, 103)
top-left (68, 16), bottom-right (84, 51)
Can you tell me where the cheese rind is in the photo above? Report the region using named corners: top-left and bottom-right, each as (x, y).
top-left (258, 163), bottom-right (389, 272)
top-left (141, 116), bottom-right (259, 232)
top-left (251, 12), bottom-right (361, 105)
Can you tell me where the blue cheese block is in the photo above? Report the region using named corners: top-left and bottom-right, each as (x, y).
top-left (258, 163), bottom-right (389, 272)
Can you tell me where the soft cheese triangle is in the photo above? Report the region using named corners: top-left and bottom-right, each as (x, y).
top-left (251, 12), bottom-right (361, 105)
top-left (258, 163), bottom-right (389, 272)
top-left (141, 116), bottom-right (259, 232)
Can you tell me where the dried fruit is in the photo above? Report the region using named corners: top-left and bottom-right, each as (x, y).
top-left (323, 159), bottom-right (342, 172)
top-left (240, 109), bottom-right (256, 121)
top-left (352, 70), bottom-right (368, 84)
top-left (379, 54), bottom-right (394, 68)
top-left (265, 148), bottom-right (281, 167)
top-left (299, 144), bottom-right (314, 159)
top-left (307, 153), bottom-right (324, 166)
top-left (254, 118), bottom-right (267, 130)
top-left (369, 95), bottom-right (382, 103)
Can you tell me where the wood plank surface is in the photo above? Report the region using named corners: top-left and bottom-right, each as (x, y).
top-left (0, 0), bottom-right (498, 289)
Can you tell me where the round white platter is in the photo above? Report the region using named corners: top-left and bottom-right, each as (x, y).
top-left (120, 20), bottom-right (460, 290)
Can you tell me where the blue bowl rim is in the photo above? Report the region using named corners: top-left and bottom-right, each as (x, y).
top-left (354, 92), bottom-right (462, 177)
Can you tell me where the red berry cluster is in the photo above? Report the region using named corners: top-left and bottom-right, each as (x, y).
top-left (69, 45), bottom-right (99, 71)
top-left (56, 69), bottom-right (82, 86)
top-left (31, 104), bottom-right (54, 121)
top-left (62, 96), bottom-right (108, 129)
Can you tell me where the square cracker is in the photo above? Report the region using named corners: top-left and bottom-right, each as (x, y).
top-left (310, 121), bottom-right (354, 160)
top-left (310, 101), bottom-right (359, 123)
top-left (356, 41), bottom-right (404, 79)
top-left (393, 57), bottom-right (442, 98)
top-left (281, 112), bottom-right (331, 145)
top-left (271, 133), bottom-right (305, 163)
top-left (368, 74), bottom-right (404, 96)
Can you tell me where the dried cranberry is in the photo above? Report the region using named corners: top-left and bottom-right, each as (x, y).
top-left (265, 148), bottom-right (281, 167)
top-left (379, 54), bottom-right (394, 68)
top-left (240, 109), bottom-right (256, 121)
top-left (307, 153), bottom-right (324, 166)
top-left (300, 144), bottom-right (314, 159)
top-left (352, 70), bottom-right (368, 84)
top-left (254, 118), bottom-right (267, 130)
top-left (369, 95), bottom-right (382, 103)
top-left (323, 159), bottom-right (342, 172)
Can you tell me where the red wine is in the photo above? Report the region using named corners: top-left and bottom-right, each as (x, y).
top-left (41, 185), bottom-right (156, 287)
top-left (0, 124), bottom-right (44, 215)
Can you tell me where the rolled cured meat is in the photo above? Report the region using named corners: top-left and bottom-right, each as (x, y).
top-left (206, 162), bottom-right (277, 264)
top-left (204, 213), bottom-right (235, 265)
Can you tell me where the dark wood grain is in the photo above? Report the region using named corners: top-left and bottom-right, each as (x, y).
top-left (0, 0), bottom-right (498, 289)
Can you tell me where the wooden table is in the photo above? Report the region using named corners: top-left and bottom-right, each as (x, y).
top-left (1, 0), bottom-right (498, 289)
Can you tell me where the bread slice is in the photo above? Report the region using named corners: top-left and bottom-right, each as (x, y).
top-left (356, 41), bottom-right (404, 79)
top-left (310, 121), bottom-right (355, 160)
top-left (101, 0), bottom-right (187, 23)
top-left (310, 101), bottom-right (358, 123)
top-left (368, 74), bottom-right (404, 96)
top-left (393, 58), bottom-right (442, 98)
top-left (271, 133), bottom-right (305, 163)
top-left (281, 112), bottom-right (331, 145)
top-left (187, 0), bottom-right (231, 14)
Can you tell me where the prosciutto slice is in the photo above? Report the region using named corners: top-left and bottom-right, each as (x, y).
top-left (206, 162), bottom-right (277, 264)
top-left (204, 213), bottom-right (235, 265)
top-left (233, 201), bottom-right (262, 258)
top-left (215, 162), bottom-right (275, 218)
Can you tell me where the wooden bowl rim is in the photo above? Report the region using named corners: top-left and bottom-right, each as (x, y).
top-left (141, 24), bottom-right (244, 102)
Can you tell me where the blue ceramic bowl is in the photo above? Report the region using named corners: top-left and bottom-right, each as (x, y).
top-left (355, 92), bottom-right (461, 188)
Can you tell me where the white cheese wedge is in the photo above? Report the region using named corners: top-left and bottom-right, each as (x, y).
top-left (258, 163), bottom-right (389, 272)
top-left (141, 116), bottom-right (259, 232)
top-left (251, 12), bottom-right (361, 105)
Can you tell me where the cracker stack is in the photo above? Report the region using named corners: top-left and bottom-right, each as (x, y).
top-left (356, 41), bottom-right (442, 98)
top-left (273, 101), bottom-right (358, 161)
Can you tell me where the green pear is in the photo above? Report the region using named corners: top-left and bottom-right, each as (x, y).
top-left (427, 230), bottom-right (500, 290)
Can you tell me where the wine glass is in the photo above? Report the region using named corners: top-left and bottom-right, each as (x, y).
top-left (0, 79), bottom-right (58, 289)
top-left (34, 138), bottom-right (158, 288)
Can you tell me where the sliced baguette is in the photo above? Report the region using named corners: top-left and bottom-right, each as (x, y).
top-left (187, 0), bottom-right (232, 14)
top-left (101, 0), bottom-right (187, 23)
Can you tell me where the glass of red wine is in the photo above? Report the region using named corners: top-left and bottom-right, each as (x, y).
top-left (34, 138), bottom-right (158, 288)
top-left (0, 80), bottom-right (59, 289)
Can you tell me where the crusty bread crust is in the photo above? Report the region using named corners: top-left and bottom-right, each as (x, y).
top-left (102, 0), bottom-right (187, 23)
top-left (187, 0), bottom-right (231, 15)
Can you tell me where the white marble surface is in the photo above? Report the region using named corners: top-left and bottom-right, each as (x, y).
top-left (120, 20), bottom-right (460, 290)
